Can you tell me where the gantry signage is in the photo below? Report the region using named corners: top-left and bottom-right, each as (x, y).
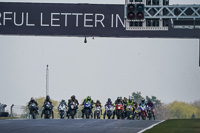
top-left (125, 0), bottom-right (200, 31)
top-left (0, 2), bottom-right (200, 38)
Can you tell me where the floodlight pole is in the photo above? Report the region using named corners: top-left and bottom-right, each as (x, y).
top-left (46, 65), bottom-right (49, 96)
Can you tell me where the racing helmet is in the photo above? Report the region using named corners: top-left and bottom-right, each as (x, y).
top-left (31, 97), bottom-right (34, 102)
top-left (87, 96), bottom-right (91, 100)
top-left (117, 97), bottom-right (120, 101)
top-left (108, 98), bottom-right (111, 102)
top-left (141, 98), bottom-right (145, 103)
top-left (71, 95), bottom-right (75, 100)
top-left (46, 95), bottom-right (50, 101)
top-left (129, 96), bottom-right (133, 101)
top-left (148, 99), bottom-right (152, 103)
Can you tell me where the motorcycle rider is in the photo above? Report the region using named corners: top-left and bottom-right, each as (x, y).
top-left (127, 96), bottom-right (134, 106)
top-left (133, 99), bottom-right (138, 109)
top-left (41, 95), bottom-right (54, 119)
top-left (28, 97), bottom-right (39, 115)
top-left (67, 95), bottom-right (79, 118)
top-left (94, 100), bottom-right (102, 117)
top-left (139, 98), bottom-right (147, 107)
top-left (57, 99), bottom-right (67, 118)
top-left (147, 99), bottom-right (154, 108)
top-left (112, 97), bottom-right (123, 119)
top-left (147, 99), bottom-right (155, 117)
top-left (114, 97), bottom-right (123, 104)
top-left (122, 97), bottom-right (128, 119)
top-left (126, 96), bottom-right (135, 118)
top-left (139, 98), bottom-right (147, 116)
top-left (103, 98), bottom-right (113, 119)
top-left (58, 99), bottom-right (67, 108)
top-left (58, 99), bottom-right (67, 111)
top-left (81, 96), bottom-right (94, 119)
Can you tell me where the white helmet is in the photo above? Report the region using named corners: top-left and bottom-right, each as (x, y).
top-left (129, 96), bottom-right (133, 101)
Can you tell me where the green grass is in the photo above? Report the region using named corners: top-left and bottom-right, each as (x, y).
top-left (0, 117), bottom-right (20, 120)
top-left (144, 119), bottom-right (200, 133)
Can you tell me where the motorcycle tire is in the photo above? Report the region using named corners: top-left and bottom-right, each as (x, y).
top-left (44, 110), bottom-right (50, 119)
top-left (70, 110), bottom-right (75, 119)
top-left (107, 111), bottom-right (112, 119)
top-left (60, 111), bottom-right (64, 119)
top-left (137, 114), bottom-right (140, 120)
top-left (142, 116), bottom-right (146, 120)
top-left (141, 112), bottom-right (146, 120)
top-left (148, 113), bottom-right (152, 120)
top-left (32, 113), bottom-right (36, 119)
top-left (153, 114), bottom-right (155, 120)
top-left (94, 113), bottom-right (96, 119)
top-left (97, 113), bottom-right (100, 119)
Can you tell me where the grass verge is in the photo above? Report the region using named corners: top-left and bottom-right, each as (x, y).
top-left (0, 117), bottom-right (20, 120)
top-left (144, 119), bottom-right (200, 133)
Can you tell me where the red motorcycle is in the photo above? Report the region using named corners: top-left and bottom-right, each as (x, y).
top-left (115, 104), bottom-right (123, 119)
top-left (139, 105), bottom-right (147, 120)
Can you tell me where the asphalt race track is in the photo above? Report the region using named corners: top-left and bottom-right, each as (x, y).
top-left (0, 119), bottom-right (161, 133)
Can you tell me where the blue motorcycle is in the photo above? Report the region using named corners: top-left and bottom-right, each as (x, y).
top-left (84, 101), bottom-right (92, 119)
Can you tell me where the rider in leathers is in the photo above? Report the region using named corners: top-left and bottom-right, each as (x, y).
top-left (28, 97), bottom-right (39, 115)
top-left (112, 97), bottom-right (123, 119)
top-left (58, 99), bottom-right (67, 108)
top-left (139, 98), bottom-right (147, 116)
top-left (122, 97), bottom-right (128, 118)
top-left (58, 99), bottom-right (67, 115)
top-left (94, 100), bottom-right (102, 118)
top-left (147, 99), bottom-right (155, 117)
top-left (41, 95), bottom-right (54, 119)
top-left (103, 98), bottom-right (113, 119)
top-left (67, 95), bottom-right (79, 118)
top-left (81, 96), bottom-right (94, 118)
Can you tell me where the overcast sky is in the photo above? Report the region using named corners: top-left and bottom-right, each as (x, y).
top-left (0, 0), bottom-right (200, 111)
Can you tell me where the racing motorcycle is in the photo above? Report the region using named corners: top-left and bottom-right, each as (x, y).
top-left (147, 106), bottom-right (155, 120)
top-left (133, 106), bottom-right (140, 120)
top-left (105, 105), bottom-right (114, 119)
top-left (43, 102), bottom-right (53, 119)
top-left (94, 105), bottom-right (101, 119)
top-left (69, 102), bottom-right (77, 119)
top-left (58, 103), bottom-right (67, 119)
top-left (29, 103), bottom-right (38, 119)
top-left (139, 105), bottom-right (147, 120)
top-left (126, 105), bottom-right (134, 120)
top-left (115, 103), bottom-right (123, 119)
top-left (123, 102), bottom-right (127, 119)
top-left (84, 101), bottom-right (92, 119)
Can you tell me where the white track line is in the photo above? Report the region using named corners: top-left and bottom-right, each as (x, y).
top-left (137, 120), bottom-right (165, 133)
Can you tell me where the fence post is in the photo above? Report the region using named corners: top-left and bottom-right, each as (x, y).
top-left (10, 104), bottom-right (14, 118)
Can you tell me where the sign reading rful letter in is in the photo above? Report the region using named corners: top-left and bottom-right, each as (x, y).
top-left (0, 2), bottom-right (200, 38)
